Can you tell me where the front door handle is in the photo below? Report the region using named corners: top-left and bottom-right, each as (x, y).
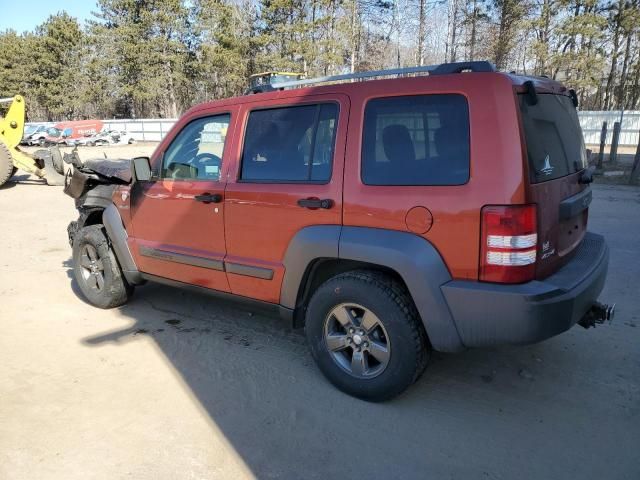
top-left (297, 198), bottom-right (333, 209)
top-left (194, 193), bottom-right (222, 204)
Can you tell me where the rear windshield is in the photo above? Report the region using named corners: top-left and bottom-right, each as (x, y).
top-left (519, 94), bottom-right (587, 184)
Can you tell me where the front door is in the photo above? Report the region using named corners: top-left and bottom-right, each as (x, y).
top-left (129, 110), bottom-right (235, 291)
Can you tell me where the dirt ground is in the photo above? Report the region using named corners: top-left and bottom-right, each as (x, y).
top-left (1, 147), bottom-right (639, 479)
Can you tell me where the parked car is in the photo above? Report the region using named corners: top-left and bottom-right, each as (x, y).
top-left (71, 129), bottom-right (137, 147)
top-left (64, 61), bottom-right (613, 401)
top-left (22, 123), bottom-right (51, 145)
top-left (44, 120), bottom-right (104, 146)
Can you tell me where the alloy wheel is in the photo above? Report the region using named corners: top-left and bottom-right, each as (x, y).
top-left (323, 303), bottom-right (391, 379)
top-left (79, 244), bottom-right (105, 292)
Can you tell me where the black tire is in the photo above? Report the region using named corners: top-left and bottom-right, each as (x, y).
top-left (72, 224), bottom-right (133, 309)
top-left (305, 270), bottom-right (429, 401)
top-left (51, 148), bottom-right (65, 175)
top-left (0, 142), bottom-right (14, 187)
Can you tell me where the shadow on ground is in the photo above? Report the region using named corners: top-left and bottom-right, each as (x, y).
top-left (61, 260), bottom-right (637, 479)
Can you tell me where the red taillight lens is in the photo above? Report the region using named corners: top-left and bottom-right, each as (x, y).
top-left (480, 204), bottom-right (537, 284)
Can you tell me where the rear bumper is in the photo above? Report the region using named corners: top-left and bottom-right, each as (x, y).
top-left (441, 232), bottom-right (609, 348)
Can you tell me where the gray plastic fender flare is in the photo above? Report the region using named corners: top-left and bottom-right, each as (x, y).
top-left (281, 226), bottom-right (464, 353)
top-left (102, 204), bottom-right (144, 285)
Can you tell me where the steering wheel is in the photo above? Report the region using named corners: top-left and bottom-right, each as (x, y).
top-left (192, 152), bottom-right (221, 165)
top-left (187, 153), bottom-right (222, 179)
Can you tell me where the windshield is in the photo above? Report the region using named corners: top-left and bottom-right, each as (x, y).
top-left (47, 127), bottom-right (62, 137)
top-left (24, 125), bottom-right (38, 135)
top-left (519, 94), bottom-right (587, 184)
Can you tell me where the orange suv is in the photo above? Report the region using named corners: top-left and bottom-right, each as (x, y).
top-left (65, 61), bottom-right (613, 401)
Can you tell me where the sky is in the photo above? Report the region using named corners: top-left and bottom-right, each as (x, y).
top-left (0, 0), bottom-right (97, 33)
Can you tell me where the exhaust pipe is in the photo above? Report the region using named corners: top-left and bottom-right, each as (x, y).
top-left (579, 301), bottom-right (615, 329)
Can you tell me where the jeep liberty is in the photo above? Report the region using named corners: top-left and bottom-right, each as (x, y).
top-left (65, 61), bottom-right (613, 401)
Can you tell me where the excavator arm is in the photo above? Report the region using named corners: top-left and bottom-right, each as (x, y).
top-left (0, 95), bottom-right (65, 186)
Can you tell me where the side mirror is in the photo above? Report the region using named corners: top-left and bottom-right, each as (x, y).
top-left (132, 156), bottom-right (152, 182)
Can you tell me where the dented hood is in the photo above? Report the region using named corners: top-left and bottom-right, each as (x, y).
top-left (82, 158), bottom-right (132, 183)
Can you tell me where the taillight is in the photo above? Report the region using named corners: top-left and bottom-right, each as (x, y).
top-left (480, 205), bottom-right (537, 283)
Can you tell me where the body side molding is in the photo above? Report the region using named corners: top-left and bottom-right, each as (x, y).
top-left (103, 203), bottom-right (144, 285)
top-left (139, 245), bottom-right (224, 271)
top-left (225, 262), bottom-right (274, 280)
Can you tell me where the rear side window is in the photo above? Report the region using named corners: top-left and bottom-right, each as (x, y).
top-left (361, 94), bottom-right (470, 186)
top-left (519, 94), bottom-right (587, 184)
top-left (241, 103), bottom-right (338, 183)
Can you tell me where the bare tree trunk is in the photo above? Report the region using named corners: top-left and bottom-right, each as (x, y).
top-left (418, 0), bottom-right (426, 65)
top-left (537, 0), bottom-right (551, 74)
top-left (631, 62), bottom-right (640, 109)
top-left (604, 0), bottom-right (624, 110)
top-left (350, 0), bottom-right (358, 73)
top-left (450, 0), bottom-right (459, 62)
top-left (162, 34), bottom-right (178, 118)
top-left (617, 34), bottom-right (632, 109)
top-left (469, 0), bottom-right (478, 61)
top-left (326, 0), bottom-right (337, 75)
top-left (494, 1), bottom-right (509, 69)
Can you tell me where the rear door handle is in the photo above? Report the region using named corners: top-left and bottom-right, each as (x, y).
top-left (194, 193), bottom-right (222, 203)
top-left (297, 198), bottom-right (333, 209)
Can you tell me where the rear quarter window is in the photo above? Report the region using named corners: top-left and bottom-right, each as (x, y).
top-left (519, 94), bottom-right (587, 184)
top-left (361, 94), bottom-right (470, 186)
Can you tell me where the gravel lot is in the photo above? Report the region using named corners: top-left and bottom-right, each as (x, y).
top-left (1, 147), bottom-right (639, 479)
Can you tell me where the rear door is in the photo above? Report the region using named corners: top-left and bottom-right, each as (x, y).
top-left (223, 94), bottom-right (348, 303)
top-left (519, 93), bottom-right (589, 278)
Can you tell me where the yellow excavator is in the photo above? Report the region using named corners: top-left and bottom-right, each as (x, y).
top-left (0, 95), bottom-right (65, 187)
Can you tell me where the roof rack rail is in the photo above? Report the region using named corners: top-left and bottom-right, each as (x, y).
top-left (249, 60), bottom-right (496, 93)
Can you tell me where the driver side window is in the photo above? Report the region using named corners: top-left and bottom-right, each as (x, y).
top-left (162, 114), bottom-right (230, 181)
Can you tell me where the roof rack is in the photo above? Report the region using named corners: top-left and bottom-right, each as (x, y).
top-left (249, 61), bottom-right (496, 93)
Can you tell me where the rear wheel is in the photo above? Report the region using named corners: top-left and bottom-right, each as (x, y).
top-left (0, 142), bottom-right (14, 187)
top-left (72, 224), bottom-right (132, 308)
top-left (305, 270), bottom-right (429, 401)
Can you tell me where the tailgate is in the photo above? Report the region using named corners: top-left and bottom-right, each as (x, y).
top-left (518, 92), bottom-right (589, 279)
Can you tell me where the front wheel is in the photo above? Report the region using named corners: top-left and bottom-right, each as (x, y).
top-left (0, 142), bottom-right (14, 187)
top-left (305, 270), bottom-right (430, 401)
top-left (72, 224), bottom-right (132, 308)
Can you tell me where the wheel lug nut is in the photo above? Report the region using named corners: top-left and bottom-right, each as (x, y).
top-left (349, 328), bottom-right (355, 334)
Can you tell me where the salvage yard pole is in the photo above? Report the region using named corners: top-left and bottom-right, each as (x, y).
top-left (630, 129), bottom-right (640, 185)
top-left (597, 121), bottom-right (607, 170)
top-left (610, 121), bottom-right (621, 164)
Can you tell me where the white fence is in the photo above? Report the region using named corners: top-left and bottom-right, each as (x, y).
top-left (578, 111), bottom-right (640, 147)
top-left (103, 118), bottom-right (177, 142)
top-left (99, 112), bottom-right (640, 147)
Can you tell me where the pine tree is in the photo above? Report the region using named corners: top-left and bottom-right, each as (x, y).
top-left (30, 13), bottom-right (85, 120)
